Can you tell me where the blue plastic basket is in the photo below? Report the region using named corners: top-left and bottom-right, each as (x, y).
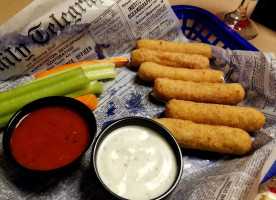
top-left (172, 5), bottom-right (258, 51)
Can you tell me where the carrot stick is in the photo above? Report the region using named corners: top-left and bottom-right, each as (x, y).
top-left (74, 94), bottom-right (99, 111)
top-left (34, 57), bottom-right (129, 79)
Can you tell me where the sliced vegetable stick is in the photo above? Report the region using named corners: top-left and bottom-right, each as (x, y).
top-left (138, 62), bottom-right (223, 83)
top-left (85, 68), bottom-right (117, 81)
top-left (0, 67), bottom-right (89, 117)
top-left (165, 99), bottom-right (266, 132)
top-left (0, 113), bottom-right (13, 129)
top-left (153, 78), bottom-right (244, 105)
top-left (0, 92), bottom-right (101, 128)
top-left (36, 63), bottom-right (116, 83)
top-left (153, 118), bottom-right (252, 155)
top-left (131, 48), bottom-right (209, 69)
top-left (34, 57), bottom-right (128, 79)
top-left (64, 81), bottom-right (104, 97)
top-left (136, 39), bottom-right (213, 58)
top-left (75, 94), bottom-right (99, 111)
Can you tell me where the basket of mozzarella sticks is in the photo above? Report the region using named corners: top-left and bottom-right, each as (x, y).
top-left (130, 38), bottom-right (266, 156)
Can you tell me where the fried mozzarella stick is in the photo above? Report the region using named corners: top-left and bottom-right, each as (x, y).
top-left (152, 118), bottom-right (252, 155)
top-left (165, 99), bottom-right (266, 132)
top-left (153, 78), bottom-right (245, 105)
top-left (136, 39), bottom-right (213, 58)
top-left (131, 48), bottom-right (209, 69)
top-left (138, 62), bottom-right (223, 83)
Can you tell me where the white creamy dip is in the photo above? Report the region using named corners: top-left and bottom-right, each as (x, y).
top-left (96, 125), bottom-right (178, 200)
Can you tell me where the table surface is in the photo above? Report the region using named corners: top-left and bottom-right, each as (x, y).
top-left (0, 0), bottom-right (275, 55)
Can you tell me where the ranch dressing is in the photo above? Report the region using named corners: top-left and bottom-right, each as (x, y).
top-left (96, 125), bottom-right (178, 200)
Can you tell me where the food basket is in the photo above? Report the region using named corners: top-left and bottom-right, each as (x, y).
top-left (173, 4), bottom-right (276, 190)
top-left (172, 5), bottom-right (258, 51)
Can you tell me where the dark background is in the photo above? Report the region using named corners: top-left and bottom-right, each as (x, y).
top-left (251, 0), bottom-right (276, 31)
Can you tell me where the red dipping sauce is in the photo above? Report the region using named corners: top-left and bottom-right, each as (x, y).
top-left (9, 106), bottom-right (91, 171)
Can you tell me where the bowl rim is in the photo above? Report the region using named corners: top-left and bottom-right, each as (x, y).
top-left (3, 96), bottom-right (97, 172)
top-left (92, 116), bottom-right (183, 200)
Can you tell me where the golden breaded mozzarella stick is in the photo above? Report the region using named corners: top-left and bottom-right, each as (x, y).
top-left (130, 48), bottom-right (209, 69)
top-left (153, 78), bottom-right (245, 105)
top-left (136, 39), bottom-right (213, 58)
top-left (138, 62), bottom-right (224, 83)
top-left (152, 118), bottom-right (252, 155)
top-left (165, 99), bottom-right (266, 132)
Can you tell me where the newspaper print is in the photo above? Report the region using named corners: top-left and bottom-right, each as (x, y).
top-left (0, 0), bottom-right (276, 199)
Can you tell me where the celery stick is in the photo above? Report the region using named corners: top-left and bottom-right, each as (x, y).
top-left (0, 82), bottom-right (103, 128)
top-left (0, 63), bottom-right (115, 128)
top-left (0, 67), bottom-right (89, 117)
top-left (0, 113), bottom-right (13, 129)
top-left (64, 81), bottom-right (104, 97)
top-left (0, 81), bottom-right (103, 129)
top-left (43, 62), bottom-right (114, 80)
top-left (85, 68), bottom-right (117, 81)
top-left (82, 62), bottom-right (115, 72)
top-left (26, 62), bottom-right (115, 85)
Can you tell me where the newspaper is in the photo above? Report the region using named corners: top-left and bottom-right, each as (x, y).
top-left (0, 0), bottom-right (276, 199)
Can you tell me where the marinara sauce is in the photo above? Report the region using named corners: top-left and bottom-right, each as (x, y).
top-left (9, 106), bottom-right (91, 171)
